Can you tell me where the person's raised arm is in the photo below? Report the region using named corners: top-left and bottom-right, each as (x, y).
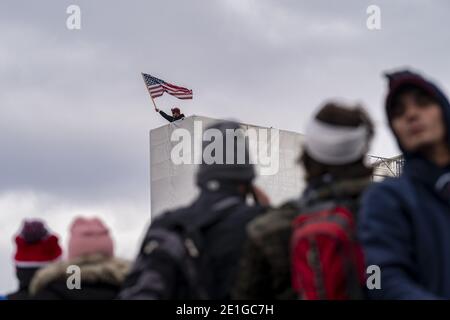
top-left (158, 110), bottom-right (175, 122)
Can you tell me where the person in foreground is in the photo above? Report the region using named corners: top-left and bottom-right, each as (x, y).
top-left (358, 69), bottom-right (450, 299)
top-left (119, 120), bottom-right (269, 300)
top-left (234, 102), bottom-right (374, 299)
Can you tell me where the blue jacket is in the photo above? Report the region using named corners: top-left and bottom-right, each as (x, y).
top-left (358, 70), bottom-right (450, 299)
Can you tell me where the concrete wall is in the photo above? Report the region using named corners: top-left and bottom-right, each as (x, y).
top-left (150, 115), bottom-right (305, 218)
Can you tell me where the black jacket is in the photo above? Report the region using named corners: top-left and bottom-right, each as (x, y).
top-left (6, 267), bottom-right (39, 300)
top-left (29, 255), bottom-right (130, 300)
top-left (120, 189), bottom-right (264, 300)
top-left (159, 111), bottom-right (185, 122)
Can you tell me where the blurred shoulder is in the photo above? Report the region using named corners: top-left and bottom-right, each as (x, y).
top-left (246, 201), bottom-right (298, 243)
top-left (362, 176), bottom-right (412, 204)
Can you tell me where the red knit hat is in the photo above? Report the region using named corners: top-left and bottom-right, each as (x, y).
top-left (14, 220), bottom-right (62, 268)
top-left (68, 217), bottom-right (114, 260)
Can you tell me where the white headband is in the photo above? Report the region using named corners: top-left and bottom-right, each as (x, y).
top-left (304, 118), bottom-right (369, 165)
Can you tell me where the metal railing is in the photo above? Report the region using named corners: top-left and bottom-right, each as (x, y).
top-left (368, 155), bottom-right (404, 179)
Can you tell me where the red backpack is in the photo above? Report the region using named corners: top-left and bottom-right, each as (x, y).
top-left (290, 205), bottom-right (365, 300)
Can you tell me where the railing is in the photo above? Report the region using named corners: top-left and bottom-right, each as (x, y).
top-left (368, 155), bottom-right (404, 179)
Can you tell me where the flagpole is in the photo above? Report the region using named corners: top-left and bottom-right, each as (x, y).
top-left (150, 95), bottom-right (158, 110)
top-left (141, 73), bottom-right (158, 110)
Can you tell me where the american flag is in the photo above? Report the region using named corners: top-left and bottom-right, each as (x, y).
top-left (141, 73), bottom-right (193, 100)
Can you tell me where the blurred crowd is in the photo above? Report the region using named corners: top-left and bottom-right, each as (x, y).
top-left (2, 68), bottom-right (450, 300)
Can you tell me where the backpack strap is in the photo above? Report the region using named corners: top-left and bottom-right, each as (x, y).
top-left (175, 195), bottom-right (244, 299)
top-left (183, 196), bottom-right (244, 234)
top-left (178, 196), bottom-right (244, 263)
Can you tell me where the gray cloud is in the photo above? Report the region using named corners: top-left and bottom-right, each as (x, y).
top-left (2, 0), bottom-right (450, 292)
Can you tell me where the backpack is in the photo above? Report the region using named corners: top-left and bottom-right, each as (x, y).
top-left (290, 205), bottom-right (365, 300)
top-left (119, 196), bottom-right (242, 300)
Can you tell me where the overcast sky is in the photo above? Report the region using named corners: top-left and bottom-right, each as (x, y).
top-left (2, 0), bottom-right (450, 292)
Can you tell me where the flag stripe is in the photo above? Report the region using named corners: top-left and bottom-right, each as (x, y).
top-left (149, 88), bottom-right (164, 94)
top-left (163, 82), bottom-right (192, 91)
top-left (142, 73), bottom-right (193, 100)
top-left (161, 84), bottom-right (192, 94)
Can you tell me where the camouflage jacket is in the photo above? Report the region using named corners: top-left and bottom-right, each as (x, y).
top-left (232, 177), bottom-right (371, 300)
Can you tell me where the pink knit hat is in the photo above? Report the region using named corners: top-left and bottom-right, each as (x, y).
top-left (68, 217), bottom-right (114, 260)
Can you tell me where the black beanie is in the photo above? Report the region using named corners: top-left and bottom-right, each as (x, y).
top-left (196, 121), bottom-right (255, 188)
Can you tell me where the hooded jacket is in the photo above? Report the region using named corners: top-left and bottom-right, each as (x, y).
top-left (358, 70), bottom-right (450, 299)
top-left (29, 254), bottom-right (130, 300)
